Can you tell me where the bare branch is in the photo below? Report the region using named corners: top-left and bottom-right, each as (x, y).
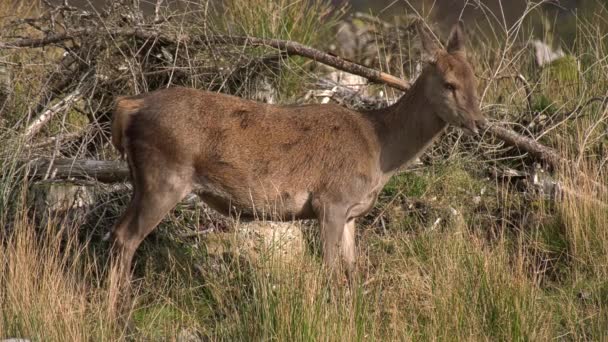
top-left (0, 30), bottom-right (411, 91)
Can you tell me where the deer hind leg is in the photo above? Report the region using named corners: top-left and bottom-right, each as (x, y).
top-left (110, 162), bottom-right (192, 278)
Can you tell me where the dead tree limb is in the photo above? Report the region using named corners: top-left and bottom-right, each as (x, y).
top-left (30, 158), bottom-right (129, 183)
top-left (24, 88), bottom-right (82, 140)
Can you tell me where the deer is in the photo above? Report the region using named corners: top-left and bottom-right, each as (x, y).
top-left (107, 22), bottom-right (485, 280)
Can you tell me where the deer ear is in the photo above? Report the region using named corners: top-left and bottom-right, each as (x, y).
top-left (416, 21), bottom-right (440, 63)
top-left (447, 21), bottom-right (466, 54)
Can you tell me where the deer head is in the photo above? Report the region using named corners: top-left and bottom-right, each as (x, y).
top-left (417, 22), bottom-right (485, 134)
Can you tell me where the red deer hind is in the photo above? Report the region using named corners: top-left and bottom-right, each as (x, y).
top-left (107, 22), bottom-right (485, 278)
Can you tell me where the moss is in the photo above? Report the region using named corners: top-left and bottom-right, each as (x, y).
top-left (382, 172), bottom-right (428, 198)
top-left (540, 55), bottom-right (580, 104)
top-left (533, 94), bottom-right (557, 114)
top-left (427, 163), bottom-right (485, 202)
top-left (545, 56), bottom-right (579, 82)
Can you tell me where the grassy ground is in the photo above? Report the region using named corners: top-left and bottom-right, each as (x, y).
top-left (1, 1), bottom-right (608, 341)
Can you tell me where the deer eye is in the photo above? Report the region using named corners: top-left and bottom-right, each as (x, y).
top-left (444, 83), bottom-right (456, 91)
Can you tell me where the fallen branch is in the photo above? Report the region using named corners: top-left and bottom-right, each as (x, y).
top-left (30, 158), bottom-right (129, 183)
top-left (481, 122), bottom-right (607, 193)
top-left (24, 88), bottom-right (82, 140)
top-left (490, 165), bottom-right (608, 208)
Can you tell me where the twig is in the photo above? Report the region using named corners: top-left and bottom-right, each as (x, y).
top-left (488, 73), bottom-right (534, 112)
top-left (25, 130), bottom-right (84, 149)
top-left (516, 74), bottom-right (533, 113)
top-left (153, 0), bottom-right (163, 24)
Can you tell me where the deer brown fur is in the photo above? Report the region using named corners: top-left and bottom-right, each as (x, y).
top-left (108, 22), bottom-right (485, 278)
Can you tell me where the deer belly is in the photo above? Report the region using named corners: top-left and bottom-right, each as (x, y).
top-left (193, 181), bottom-right (314, 220)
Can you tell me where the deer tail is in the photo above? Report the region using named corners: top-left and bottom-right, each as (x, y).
top-left (112, 96), bottom-right (143, 158)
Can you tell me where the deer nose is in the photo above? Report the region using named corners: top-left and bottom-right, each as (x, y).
top-left (462, 118), bottom-right (479, 135)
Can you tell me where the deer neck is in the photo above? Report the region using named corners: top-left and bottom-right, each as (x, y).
top-left (371, 74), bottom-right (447, 175)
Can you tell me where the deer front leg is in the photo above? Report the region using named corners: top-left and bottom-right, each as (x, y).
top-left (312, 200), bottom-right (347, 271)
top-left (341, 219), bottom-right (356, 277)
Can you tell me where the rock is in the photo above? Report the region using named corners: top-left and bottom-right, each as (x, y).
top-left (30, 181), bottom-right (96, 225)
top-left (236, 220), bottom-right (305, 264)
top-left (177, 328), bottom-right (202, 342)
top-left (0, 60), bottom-right (10, 108)
top-left (249, 76), bottom-right (278, 104)
top-left (332, 20), bottom-right (374, 61)
top-left (325, 70), bottom-right (369, 95)
top-left (532, 40), bottom-right (565, 67)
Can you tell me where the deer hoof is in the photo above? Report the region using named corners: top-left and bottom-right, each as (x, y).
top-left (102, 231), bottom-right (112, 241)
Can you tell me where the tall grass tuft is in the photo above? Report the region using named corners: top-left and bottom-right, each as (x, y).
top-left (218, 0), bottom-right (339, 45)
top-left (213, 0), bottom-right (343, 98)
